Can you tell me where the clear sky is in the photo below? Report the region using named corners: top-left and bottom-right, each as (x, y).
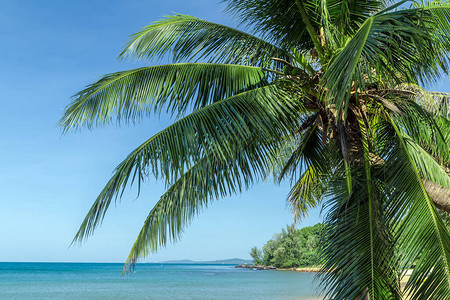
top-left (0, 0), bottom-right (449, 264)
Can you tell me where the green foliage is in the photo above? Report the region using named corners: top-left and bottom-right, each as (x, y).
top-left (249, 246), bottom-right (262, 265)
top-left (251, 223), bottom-right (324, 268)
top-left (61, 64), bottom-right (266, 130)
top-left (119, 14), bottom-right (289, 66)
top-left (440, 210), bottom-right (450, 231)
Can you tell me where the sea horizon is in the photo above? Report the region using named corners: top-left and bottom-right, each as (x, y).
top-left (0, 262), bottom-right (322, 299)
top-left (0, 258), bottom-right (253, 264)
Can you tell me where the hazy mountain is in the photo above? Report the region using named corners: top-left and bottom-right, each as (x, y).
top-left (159, 258), bottom-right (252, 265)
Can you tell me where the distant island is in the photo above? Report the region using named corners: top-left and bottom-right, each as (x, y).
top-left (157, 258), bottom-right (253, 265)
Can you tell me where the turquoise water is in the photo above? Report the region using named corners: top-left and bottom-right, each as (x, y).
top-left (0, 263), bottom-right (322, 299)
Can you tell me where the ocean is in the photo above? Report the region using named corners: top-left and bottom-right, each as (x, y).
top-left (0, 262), bottom-right (322, 299)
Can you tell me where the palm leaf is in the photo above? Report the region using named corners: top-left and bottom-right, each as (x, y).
top-left (72, 85), bottom-right (301, 244)
top-left (325, 3), bottom-right (450, 116)
top-left (119, 14), bottom-right (289, 66)
top-left (61, 63), bottom-right (266, 130)
top-left (381, 111), bottom-right (450, 300)
top-left (394, 98), bottom-right (450, 167)
top-left (224, 0), bottom-right (316, 50)
top-left (287, 164), bottom-right (330, 223)
top-left (317, 0), bottom-right (383, 36)
top-left (320, 166), bottom-right (401, 299)
top-left (271, 120), bottom-right (336, 221)
top-left (405, 137), bottom-right (450, 189)
top-left (402, 84), bottom-right (450, 119)
top-left (122, 136), bottom-right (269, 273)
top-left (320, 115), bottom-right (401, 299)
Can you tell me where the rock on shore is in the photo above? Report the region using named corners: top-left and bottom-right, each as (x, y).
top-left (235, 264), bottom-right (321, 272)
top-left (235, 264), bottom-right (276, 270)
top-left (293, 267), bottom-right (321, 272)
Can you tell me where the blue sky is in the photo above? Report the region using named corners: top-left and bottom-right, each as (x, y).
top-left (1, 0), bottom-right (449, 264)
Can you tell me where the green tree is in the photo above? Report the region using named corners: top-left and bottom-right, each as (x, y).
top-left (62, 1), bottom-right (450, 298)
top-left (257, 223), bottom-right (323, 268)
top-left (249, 246), bottom-right (262, 265)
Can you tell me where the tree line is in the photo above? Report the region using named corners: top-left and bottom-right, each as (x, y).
top-left (250, 223), bottom-right (324, 268)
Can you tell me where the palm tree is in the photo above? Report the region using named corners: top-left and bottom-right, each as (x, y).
top-left (61, 0), bottom-right (450, 298)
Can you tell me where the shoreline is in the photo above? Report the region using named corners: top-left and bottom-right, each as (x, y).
top-left (235, 264), bottom-right (321, 272)
top-left (279, 267), bottom-right (321, 272)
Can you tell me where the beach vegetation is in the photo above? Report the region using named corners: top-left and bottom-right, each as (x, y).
top-left (251, 223), bottom-right (324, 268)
top-left (249, 246), bottom-right (263, 265)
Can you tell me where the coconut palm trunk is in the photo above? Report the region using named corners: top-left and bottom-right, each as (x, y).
top-left (61, 1), bottom-right (450, 299)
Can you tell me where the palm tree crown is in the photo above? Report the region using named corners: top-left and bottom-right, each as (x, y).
top-left (61, 0), bottom-right (450, 298)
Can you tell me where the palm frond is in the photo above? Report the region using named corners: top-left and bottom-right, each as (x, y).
top-left (225, 0), bottom-right (383, 52)
top-left (381, 112), bottom-right (450, 300)
top-left (61, 63), bottom-right (266, 131)
top-left (324, 15), bottom-right (373, 115)
top-left (72, 85), bottom-right (301, 244)
top-left (316, 0), bottom-right (383, 36)
top-left (119, 14), bottom-right (289, 66)
top-left (325, 3), bottom-right (450, 116)
top-left (427, 91), bottom-right (450, 118)
top-left (378, 85), bottom-right (450, 168)
top-left (320, 166), bottom-right (401, 299)
top-left (269, 119), bottom-right (336, 221)
top-left (278, 124), bottom-right (320, 181)
top-left (287, 164), bottom-right (329, 223)
top-left (405, 137), bottom-right (450, 190)
top-left (224, 0), bottom-right (315, 51)
top-left (320, 114), bottom-right (402, 299)
top-left (122, 136), bottom-right (268, 273)
top-left (393, 98), bottom-right (450, 166)
top-left (399, 84), bottom-right (450, 119)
